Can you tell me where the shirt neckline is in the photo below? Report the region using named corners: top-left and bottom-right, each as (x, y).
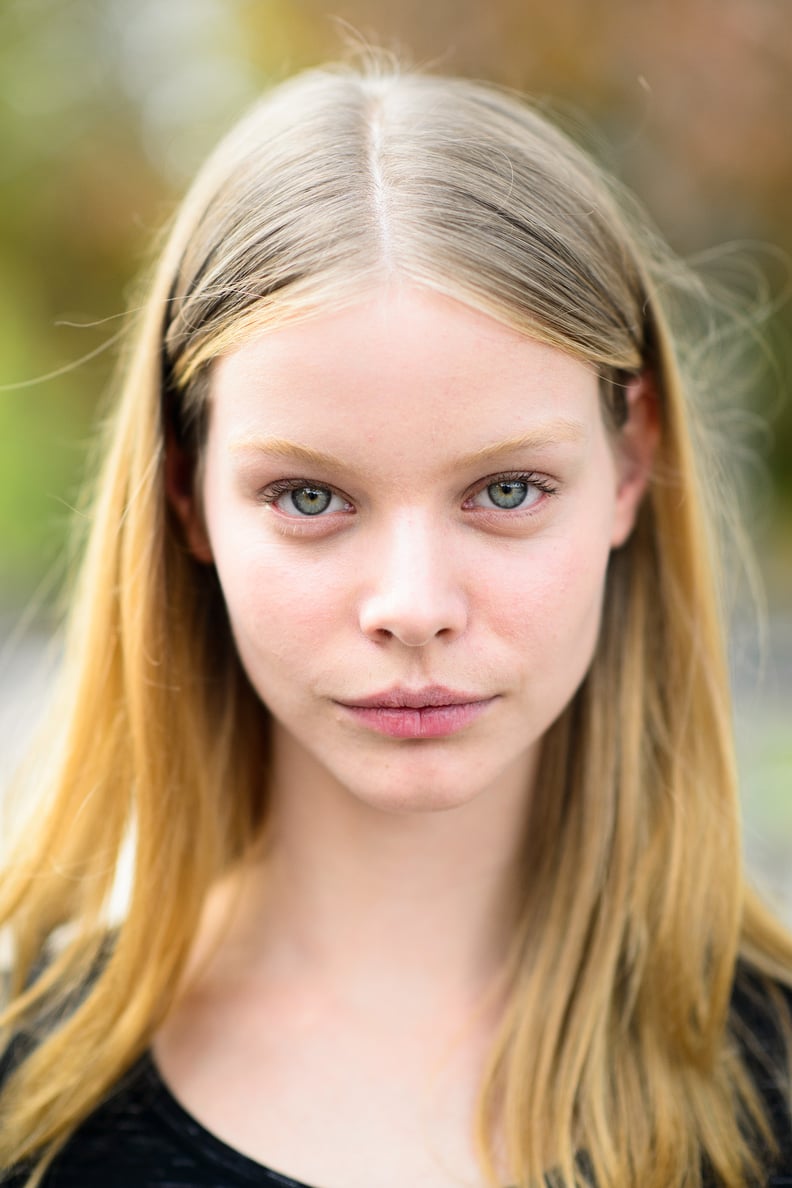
top-left (137, 1049), bottom-right (322, 1188)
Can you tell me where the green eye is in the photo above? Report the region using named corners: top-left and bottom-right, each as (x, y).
top-left (467, 472), bottom-right (555, 513)
top-left (486, 480), bottom-right (530, 509)
top-left (260, 479), bottom-right (352, 519)
top-left (289, 486), bottom-right (333, 515)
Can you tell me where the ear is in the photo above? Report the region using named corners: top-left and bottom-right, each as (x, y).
top-left (610, 371), bottom-right (660, 549)
top-left (164, 428), bottom-right (214, 564)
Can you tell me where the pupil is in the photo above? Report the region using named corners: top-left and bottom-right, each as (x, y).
top-left (291, 486), bottom-right (331, 515)
top-left (489, 480), bottom-right (527, 509)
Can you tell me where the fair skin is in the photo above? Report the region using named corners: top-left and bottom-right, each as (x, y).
top-left (160, 284), bottom-right (657, 1188)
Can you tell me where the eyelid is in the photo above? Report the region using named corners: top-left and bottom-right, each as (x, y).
top-left (257, 477), bottom-right (355, 518)
top-left (257, 469), bottom-right (560, 519)
top-left (463, 469), bottom-right (560, 508)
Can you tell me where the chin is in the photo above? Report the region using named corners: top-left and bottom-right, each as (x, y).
top-left (355, 784), bottom-right (480, 816)
top-left (269, 715), bottom-right (534, 819)
top-left (335, 753), bottom-right (507, 817)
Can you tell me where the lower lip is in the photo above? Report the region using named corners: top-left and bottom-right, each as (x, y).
top-left (338, 699), bottom-right (496, 739)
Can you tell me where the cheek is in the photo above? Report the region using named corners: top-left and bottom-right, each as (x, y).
top-left (208, 521), bottom-right (351, 693)
top-left (482, 527), bottom-right (612, 651)
top-left (480, 451), bottom-right (619, 651)
top-left (201, 463), bottom-right (336, 635)
top-left (479, 536), bottom-right (611, 726)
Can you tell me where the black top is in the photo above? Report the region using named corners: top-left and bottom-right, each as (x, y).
top-left (2, 971), bottom-right (792, 1187)
top-left (2, 1051), bottom-right (312, 1187)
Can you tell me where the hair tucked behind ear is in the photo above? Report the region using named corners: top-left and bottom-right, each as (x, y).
top-left (2, 57), bottom-right (791, 1188)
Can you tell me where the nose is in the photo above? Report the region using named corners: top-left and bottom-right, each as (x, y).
top-left (358, 512), bottom-right (468, 647)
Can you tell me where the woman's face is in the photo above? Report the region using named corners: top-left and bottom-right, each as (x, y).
top-left (174, 285), bottom-right (653, 814)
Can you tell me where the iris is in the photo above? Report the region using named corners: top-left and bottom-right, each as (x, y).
top-left (486, 480), bottom-right (529, 509)
top-left (290, 486), bottom-right (332, 515)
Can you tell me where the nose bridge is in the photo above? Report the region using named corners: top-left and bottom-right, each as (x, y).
top-left (358, 507), bottom-right (466, 645)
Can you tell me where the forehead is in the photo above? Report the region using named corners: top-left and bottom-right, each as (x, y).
top-left (208, 285), bottom-right (600, 463)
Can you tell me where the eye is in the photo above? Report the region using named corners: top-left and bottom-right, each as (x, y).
top-left (259, 480), bottom-right (352, 518)
top-left (467, 473), bottom-right (557, 512)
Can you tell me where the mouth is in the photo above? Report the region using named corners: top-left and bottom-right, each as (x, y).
top-left (335, 686), bottom-right (498, 739)
top-left (340, 685), bottom-right (490, 709)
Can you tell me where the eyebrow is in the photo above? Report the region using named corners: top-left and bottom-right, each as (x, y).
top-left (230, 419), bottom-right (587, 475)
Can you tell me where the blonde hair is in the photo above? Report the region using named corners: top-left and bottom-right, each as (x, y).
top-left (2, 58), bottom-right (791, 1188)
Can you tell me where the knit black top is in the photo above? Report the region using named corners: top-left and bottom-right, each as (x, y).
top-left (3, 970), bottom-right (792, 1187)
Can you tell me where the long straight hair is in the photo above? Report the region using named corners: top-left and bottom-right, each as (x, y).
top-left (2, 58), bottom-right (791, 1188)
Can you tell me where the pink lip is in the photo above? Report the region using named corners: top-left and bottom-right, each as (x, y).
top-left (336, 686), bottom-right (497, 739)
top-left (342, 685), bottom-right (488, 709)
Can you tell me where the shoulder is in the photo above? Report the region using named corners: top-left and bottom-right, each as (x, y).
top-left (730, 964), bottom-right (792, 1071)
top-left (0, 971), bottom-right (34, 1090)
top-left (1, 935), bottom-right (115, 1088)
top-left (730, 964), bottom-right (792, 1179)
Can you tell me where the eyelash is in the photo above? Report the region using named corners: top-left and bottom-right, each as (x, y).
top-left (257, 472), bottom-right (560, 518)
top-left (464, 471), bottom-right (559, 510)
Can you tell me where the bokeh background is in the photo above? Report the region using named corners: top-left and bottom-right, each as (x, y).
top-left (0, 0), bottom-right (790, 912)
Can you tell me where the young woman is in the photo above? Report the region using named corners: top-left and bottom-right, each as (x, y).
top-left (1, 56), bottom-right (791, 1188)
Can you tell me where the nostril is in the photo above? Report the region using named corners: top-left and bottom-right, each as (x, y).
top-left (357, 530), bottom-right (468, 644)
top-left (360, 609), bottom-right (464, 649)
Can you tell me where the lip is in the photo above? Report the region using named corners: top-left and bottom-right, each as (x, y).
top-left (339, 685), bottom-right (489, 709)
top-left (335, 686), bottom-right (498, 739)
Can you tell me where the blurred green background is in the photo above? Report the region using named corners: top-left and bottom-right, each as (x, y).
top-left (0, 0), bottom-right (790, 910)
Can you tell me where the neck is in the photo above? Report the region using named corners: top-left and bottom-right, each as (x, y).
top-left (194, 727), bottom-right (537, 1024)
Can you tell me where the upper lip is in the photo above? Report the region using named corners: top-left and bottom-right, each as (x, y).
top-left (339, 686), bottom-right (492, 709)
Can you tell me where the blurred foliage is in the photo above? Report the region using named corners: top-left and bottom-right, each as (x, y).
top-left (1, 0), bottom-right (791, 606)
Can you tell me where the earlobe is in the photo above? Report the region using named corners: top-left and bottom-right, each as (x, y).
top-left (164, 429), bottom-right (214, 564)
top-left (610, 371), bottom-right (660, 548)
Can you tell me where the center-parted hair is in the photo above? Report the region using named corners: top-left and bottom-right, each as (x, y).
top-left (1, 57), bottom-right (791, 1188)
